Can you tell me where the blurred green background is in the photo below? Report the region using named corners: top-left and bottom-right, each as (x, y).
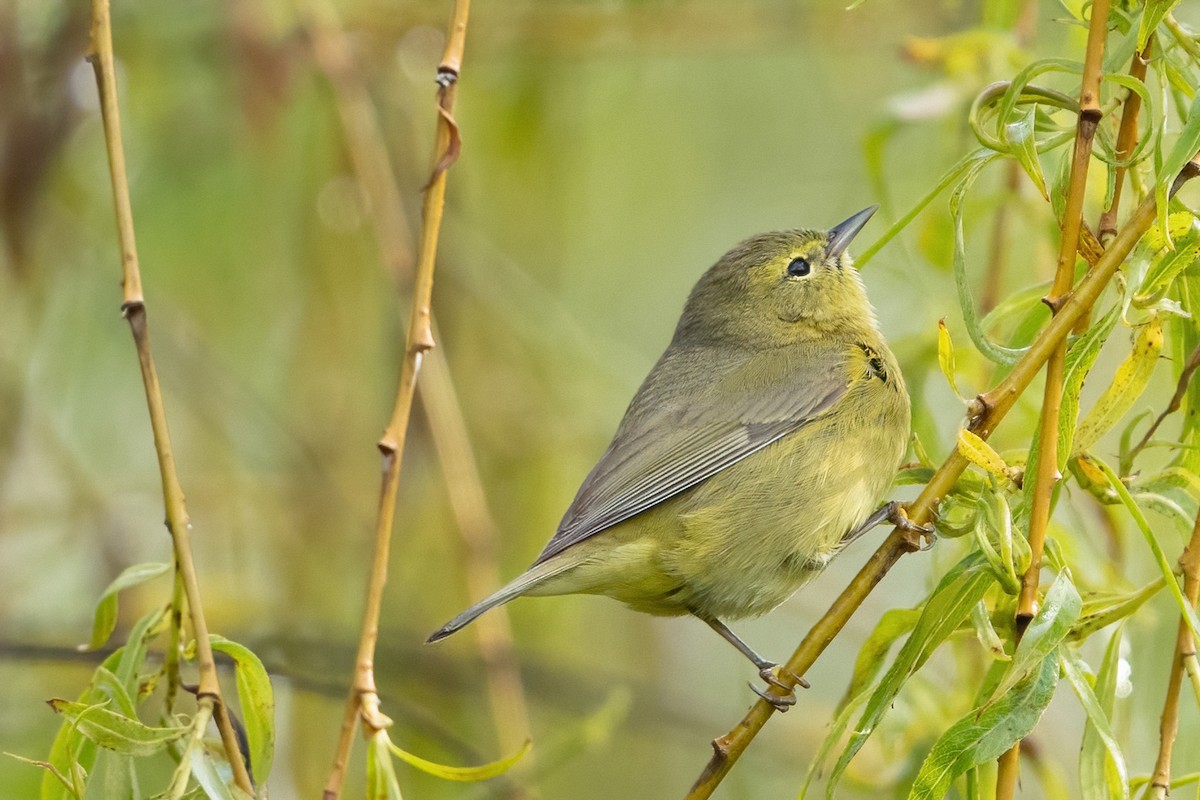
top-left (3, 0), bottom-right (1198, 797)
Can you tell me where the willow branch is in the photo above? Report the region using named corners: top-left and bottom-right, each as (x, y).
top-left (301, 0), bottom-right (532, 761)
top-left (322, 2), bottom-right (472, 798)
top-left (684, 155), bottom-right (1200, 800)
top-left (86, 2), bottom-right (252, 794)
top-left (1098, 36), bottom-right (1152, 245)
top-left (1000, 3), bottom-right (1108, 792)
top-left (1146, 508), bottom-right (1200, 800)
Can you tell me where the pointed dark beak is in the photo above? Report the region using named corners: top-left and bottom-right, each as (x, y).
top-left (826, 205), bottom-right (878, 259)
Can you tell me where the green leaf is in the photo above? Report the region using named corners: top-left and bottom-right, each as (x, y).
top-left (1137, 228), bottom-right (1200, 304)
top-left (367, 733), bottom-right (404, 800)
top-left (937, 319), bottom-right (964, 399)
top-left (41, 606), bottom-right (166, 800)
top-left (189, 739), bottom-right (253, 800)
top-left (1140, 0), bottom-right (1181, 50)
top-left (800, 685), bottom-right (873, 800)
top-left (208, 636), bottom-right (275, 785)
top-left (1156, 94), bottom-right (1200, 248)
top-left (1073, 317), bottom-right (1164, 455)
top-left (84, 563), bottom-right (170, 651)
top-left (387, 734), bottom-right (530, 782)
top-left (828, 554), bottom-right (995, 796)
top-left (950, 151), bottom-right (1028, 365)
top-left (842, 607), bottom-right (923, 711)
top-left (983, 571), bottom-right (1081, 707)
top-left (1092, 456), bottom-right (1200, 642)
top-left (1059, 305), bottom-right (1122, 466)
top-left (46, 700), bottom-right (187, 758)
top-left (1005, 106), bottom-right (1049, 200)
top-left (958, 429), bottom-right (1018, 485)
top-left (4, 754), bottom-right (79, 799)
top-left (1071, 578), bottom-right (1165, 641)
top-left (1067, 629), bottom-right (1129, 800)
top-left (857, 148), bottom-right (996, 269)
top-left (907, 652), bottom-right (1059, 799)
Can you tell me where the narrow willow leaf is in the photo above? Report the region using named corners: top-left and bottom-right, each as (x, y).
top-left (84, 563), bottom-right (170, 651)
top-left (41, 606), bottom-right (165, 800)
top-left (951, 151), bottom-right (1026, 365)
top-left (1135, 466), bottom-right (1200, 499)
top-left (971, 600), bottom-right (1009, 659)
top-left (827, 555), bottom-right (995, 796)
top-left (4, 754), bottom-right (78, 798)
top-left (1005, 106), bottom-right (1049, 199)
top-left (983, 571), bottom-right (1081, 707)
top-left (958, 429), bottom-right (1016, 484)
top-left (1074, 318), bottom-right (1164, 455)
top-left (1156, 95), bottom-right (1200, 248)
top-left (208, 636), bottom-right (274, 785)
top-left (857, 148), bottom-right (996, 268)
top-left (188, 742), bottom-right (243, 800)
top-left (937, 319), bottom-right (964, 399)
top-left (387, 736), bottom-right (530, 782)
top-left (1093, 456), bottom-right (1200, 641)
top-left (801, 686), bottom-right (873, 800)
top-left (907, 653), bottom-right (1059, 799)
top-left (1071, 627), bottom-right (1129, 800)
top-left (1140, 0), bottom-right (1182, 50)
top-left (1058, 305), bottom-right (1122, 467)
top-left (368, 733), bottom-right (404, 800)
top-left (46, 700), bottom-right (186, 758)
top-left (1071, 578), bottom-right (1165, 641)
top-left (842, 607), bottom-right (923, 710)
top-left (1137, 229), bottom-right (1200, 302)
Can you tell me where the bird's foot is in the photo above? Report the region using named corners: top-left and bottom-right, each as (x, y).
top-left (750, 663), bottom-right (808, 712)
top-left (887, 502), bottom-right (936, 551)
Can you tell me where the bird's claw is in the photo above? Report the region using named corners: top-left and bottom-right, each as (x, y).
top-left (888, 503), bottom-right (936, 551)
top-left (751, 663), bottom-right (807, 711)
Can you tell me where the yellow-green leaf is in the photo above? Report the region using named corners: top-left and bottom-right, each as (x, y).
top-left (1074, 318), bottom-right (1163, 455)
top-left (47, 700), bottom-right (186, 758)
top-left (387, 736), bottom-right (530, 782)
top-left (957, 429), bottom-right (1017, 484)
top-left (83, 563), bottom-right (170, 651)
top-left (208, 636), bottom-right (275, 786)
top-left (938, 319), bottom-right (963, 400)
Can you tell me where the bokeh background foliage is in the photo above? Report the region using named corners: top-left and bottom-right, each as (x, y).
top-left (4, 0), bottom-right (1200, 797)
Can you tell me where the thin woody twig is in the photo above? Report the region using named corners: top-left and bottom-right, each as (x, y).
top-left (300, 0), bottom-right (533, 767)
top-left (999, 2), bottom-right (1109, 791)
top-left (85, 1), bottom-right (253, 794)
top-left (1128, 342), bottom-right (1200, 464)
top-left (1146, 508), bottom-right (1200, 800)
top-left (684, 156), bottom-right (1200, 800)
top-left (322, 2), bottom-right (473, 797)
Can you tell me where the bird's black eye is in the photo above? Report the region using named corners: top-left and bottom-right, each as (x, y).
top-left (787, 257), bottom-right (811, 277)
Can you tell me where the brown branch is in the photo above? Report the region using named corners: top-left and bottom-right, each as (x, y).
top-left (999, 2), bottom-right (1109, 792)
top-left (85, 2), bottom-right (253, 795)
top-left (1128, 342), bottom-right (1200, 464)
top-left (1147, 507), bottom-right (1200, 800)
top-left (322, 1), bottom-right (473, 797)
top-left (301, 0), bottom-right (533, 765)
top-left (687, 148), bottom-right (1200, 798)
top-left (1097, 36), bottom-right (1152, 245)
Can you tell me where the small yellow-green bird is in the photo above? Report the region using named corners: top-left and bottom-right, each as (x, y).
top-left (429, 207), bottom-right (913, 707)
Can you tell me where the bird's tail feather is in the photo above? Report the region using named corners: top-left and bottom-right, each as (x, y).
top-left (425, 554), bottom-right (581, 643)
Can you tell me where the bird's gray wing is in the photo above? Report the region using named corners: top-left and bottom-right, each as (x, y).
top-left (533, 344), bottom-right (852, 565)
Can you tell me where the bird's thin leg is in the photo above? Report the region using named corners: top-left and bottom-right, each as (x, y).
top-left (695, 613), bottom-right (808, 711)
top-left (842, 500), bottom-right (936, 548)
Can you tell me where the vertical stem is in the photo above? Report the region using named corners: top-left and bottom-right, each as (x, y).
top-left (1146, 510), bottom-right (1200, 800)
top-left (322, 2), bottom-right (472, 797)
top-left (1000, 4), bottom-right (1108, 795)
top-left (86, 1), bottom-right (252, 794)
top-left (1097, 37), bottom-right (1152, 246)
